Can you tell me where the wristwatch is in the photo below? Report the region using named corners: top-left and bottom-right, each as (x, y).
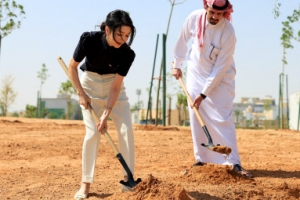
top-left (200, 93), bottom-right (207, 99)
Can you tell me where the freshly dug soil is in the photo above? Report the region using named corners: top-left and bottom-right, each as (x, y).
top-left (0, 117), bottom-right (300, 200)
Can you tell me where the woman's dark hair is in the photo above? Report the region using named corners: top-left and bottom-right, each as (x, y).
top-left (100, 9), bottom-right (136, 46)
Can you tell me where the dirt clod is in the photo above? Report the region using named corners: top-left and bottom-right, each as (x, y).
top-left (210, 145), bottom-right (232, 154)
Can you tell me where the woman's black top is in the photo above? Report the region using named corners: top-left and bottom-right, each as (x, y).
top-left (73, 31), bottom-right (135, 76)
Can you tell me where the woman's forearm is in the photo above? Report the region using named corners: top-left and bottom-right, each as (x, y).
top-left (68, 58), bottom-right (85, 95)
top-left (103, 74), bottom-right (124, 116)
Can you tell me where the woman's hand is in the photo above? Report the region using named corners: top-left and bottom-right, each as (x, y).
top-left (78, 92), bottom-right (91, 110)
top-left (97, 109), bottom-right (109, 134)
top-left (192, 95), bottom-right (204, 110)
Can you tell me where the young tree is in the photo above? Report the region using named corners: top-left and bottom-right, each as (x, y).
top-left (0, 0), bottom-right (25, 56)
top-left (59, 80), bottom-right (76, 119)
top-left (0, 75), bottom-right (17, 116)
top-left (273, 2), bottom-right (300, 129)
top-left (234, 110), bottom-right (241, 123)
top-left (37, 63), bottom-right (49, 118)
top-left (24, 104), bottom-right (36, 118)
top-left (176, 93), bottom-right (187, 126)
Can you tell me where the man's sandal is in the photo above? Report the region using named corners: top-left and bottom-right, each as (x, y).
top-left (232, 164), bottom-right (253, 178)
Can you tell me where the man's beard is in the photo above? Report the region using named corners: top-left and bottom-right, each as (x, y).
top-left (209, 18), bottom-right (218, 25)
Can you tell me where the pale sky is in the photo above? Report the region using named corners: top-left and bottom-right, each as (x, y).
top-left (1, 0), bottom-right (299, 112)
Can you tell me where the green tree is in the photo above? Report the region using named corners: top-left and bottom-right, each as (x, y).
top-left (0, 75), bottom-right (17, 116)
top-left (24, 104), bottom-right (36, 118)
top-left (37, 63), bottom-right (49, 118)
top-left (264, 99), bottom-right (272, 112)
top-left (176, 93), bottom-right (188, 126)
top-left (59, 80), bottom-right (76, 119)
top-left (273, 2), bottom-right (300, 129)
top-left (234, 110), bottom-right (241, 123)
top-left (0, 0), bottom-right (25, 55)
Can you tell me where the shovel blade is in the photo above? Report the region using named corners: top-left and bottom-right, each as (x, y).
top-left (120, 177), bottom-right (142, 189)
top-left (201, 143), bottom-right (232, 155)
top-left (116, 153), bottom-right (142, 189)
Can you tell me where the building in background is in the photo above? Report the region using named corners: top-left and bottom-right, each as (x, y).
top-left (232, 96), bottom-right (278, 128)
top-left (132, 108), bottom-right (189, 126)
top-left (40, 94), bottom-right (82, 120)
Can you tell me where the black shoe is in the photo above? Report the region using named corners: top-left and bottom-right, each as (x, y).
top-left (232, 164), bottom-right (253, 178)
top-left (193, 161), bottom-right (205, 166)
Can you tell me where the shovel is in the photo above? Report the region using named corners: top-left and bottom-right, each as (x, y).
top-left (57, 57), bottom-right (141, 189)
top-left (171, 63), bottom-right (231, 155)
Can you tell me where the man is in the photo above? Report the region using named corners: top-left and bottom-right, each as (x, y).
top-left (172, 0), bottom-right (252, 178)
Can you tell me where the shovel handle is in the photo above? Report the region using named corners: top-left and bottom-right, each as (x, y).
top-left (57, 57), bottom-right (119, 155)
top-left (178, 78), bottom-right (205, 127)
top-left (171, 62), bottom-right (205, 127)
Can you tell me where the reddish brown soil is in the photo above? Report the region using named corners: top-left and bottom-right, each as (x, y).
top-left (0, 117), bottom-right (300, 200)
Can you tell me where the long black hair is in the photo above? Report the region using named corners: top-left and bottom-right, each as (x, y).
top-left (100, 9), bottom-right (136, 46)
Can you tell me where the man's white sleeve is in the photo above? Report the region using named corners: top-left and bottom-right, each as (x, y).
top-left (173, 14), bottom-right (193, 69)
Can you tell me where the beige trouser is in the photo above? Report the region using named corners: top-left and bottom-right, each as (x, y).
top-left (80, 71), bottom-right (135, 183)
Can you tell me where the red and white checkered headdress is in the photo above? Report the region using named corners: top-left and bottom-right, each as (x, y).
top-left (197, 0), bottom-right (233, 48)
top-left (204, 0), bottom-right (233, 21)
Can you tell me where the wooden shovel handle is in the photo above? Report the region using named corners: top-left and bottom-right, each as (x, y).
top-left (57, 57), bottom-right (119, 155)
top-left (171, 62), bottom-right (205, 127)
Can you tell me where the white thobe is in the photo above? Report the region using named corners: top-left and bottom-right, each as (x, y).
top-left (174, 9), bottom-right (241, 165)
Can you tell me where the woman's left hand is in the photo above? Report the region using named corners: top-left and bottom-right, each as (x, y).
top-left (97, 112), bottom-right (109, 134)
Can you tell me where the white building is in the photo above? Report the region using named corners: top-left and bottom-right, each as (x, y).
top-left (289, 92), bottom-right (300, 131)
top-left (40, 94), bottom-right (82, 119)
top-left (233, 96), bottom-right (277, 127)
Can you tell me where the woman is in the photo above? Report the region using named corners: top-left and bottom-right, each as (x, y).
top-left (68, 10), bottom-right (136, 200)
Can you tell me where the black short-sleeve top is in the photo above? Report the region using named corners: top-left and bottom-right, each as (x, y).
top-left (73, 31), bottom-right (135, 76)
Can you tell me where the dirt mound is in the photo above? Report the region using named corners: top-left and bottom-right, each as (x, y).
top-left (182, 164), bottom-right (254, 185)
top-left (0, 119), bottom-right (22, 123)
top-left (107, 174), bottom-right (194, 200)
top-left (134, 124), bottom-right (180, 131)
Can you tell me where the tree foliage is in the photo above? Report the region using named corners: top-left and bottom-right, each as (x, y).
top-left (0, 0), bottom-right (25, 38)
top-left (37, 63), bottom-right (49, 90)
top-left (24, 104), bottom-right (36, 118)
top-left (264, 99), bottom-right (272, 111)
top-left (59, 80), bottom-right (76, 97)
top-left (281, 8), bottom-right (300, 65)
top-left (59, 80), bottom-right (76, 119)
top-left (37, 63), bottom-right (49, 118)
top-left (273, 1), bottom-right (300, 65)
top-left (0, 75), bottom-right (17, 116)
top-left (273, 0), bottom-right (281, 19)
top-left (176, 93), bottom-right (188, 126)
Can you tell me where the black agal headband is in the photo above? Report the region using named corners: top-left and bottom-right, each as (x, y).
top-left (211, 0), bottom-right (229, 11)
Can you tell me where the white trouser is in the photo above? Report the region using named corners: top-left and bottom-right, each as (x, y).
top-left (80, 71), bottom-right (134, 183)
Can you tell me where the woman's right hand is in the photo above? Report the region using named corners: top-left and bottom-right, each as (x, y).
top-left (78, 92), bottom-right (91, 110)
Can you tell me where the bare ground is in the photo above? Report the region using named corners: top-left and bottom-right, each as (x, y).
top-left (0, 117), bottom-right (299, 200)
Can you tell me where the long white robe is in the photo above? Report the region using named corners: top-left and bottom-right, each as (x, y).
top-left (174, 9), bottom-right (241, 165)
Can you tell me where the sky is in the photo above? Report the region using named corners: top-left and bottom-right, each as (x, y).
top-left (1, 0), bottom-right (299, 113)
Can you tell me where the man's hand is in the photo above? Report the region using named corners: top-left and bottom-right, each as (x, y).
top-left (172, 68), bottom-right (182, 80)
top-left (192, 95), bottom-right (204, 109)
